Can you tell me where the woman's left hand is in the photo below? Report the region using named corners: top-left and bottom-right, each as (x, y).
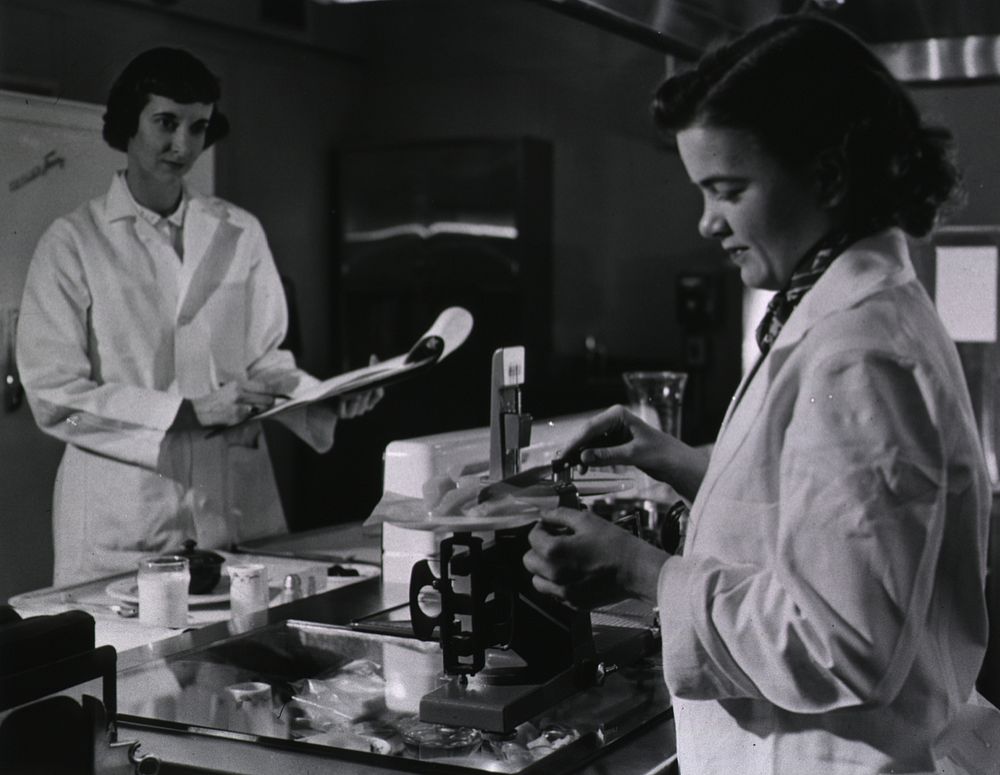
top-left (330, 353), bottom-right (385, 419)
top-left (331, 387), bottom-right (384, 419)
top-left (523, 508), bottom-right (668, 609)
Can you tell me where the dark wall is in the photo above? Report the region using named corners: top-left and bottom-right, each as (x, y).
top-left (347, 2), bottom-right (713, 367)
top-left (312, 2), bottom-right (734, 517)
top-left (911, 82), bottom-right (1000, 227)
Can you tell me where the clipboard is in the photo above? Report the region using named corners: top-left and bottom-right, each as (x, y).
top-left (249, 306), bottom-right (473, 423)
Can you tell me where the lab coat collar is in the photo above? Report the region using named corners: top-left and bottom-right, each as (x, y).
top-left (103, 172), bottom-right (241, 322)
top-left (104, 168), bottom-right (230, 269)
top-left (104, 171), bottom-right (227, 222)
top-left (182, 190), bottom-right (226, 270)
top-left (116, 173), bottom-right (188, 230)
top-left (768, 228), bottom-right (916, 354)
top-left (105, 171), bottom-right (137, 223)
top-left (176, 194), bottom-right (244, 324)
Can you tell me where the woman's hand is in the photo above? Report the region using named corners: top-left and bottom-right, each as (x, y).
top-left (561, 405), bottom-right (670, 471)
top-left (329, 387), bottom-right (384, 419)
top-left (324, 354), bottom-right (384, 419)
top-left (523, 507), bottom-right (668, 609)
top-left (186, 379), bottom-right (285, 427)
top-left (558, 405), bottom-right (707, 500)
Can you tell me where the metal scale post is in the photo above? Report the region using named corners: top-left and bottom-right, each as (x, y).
top-left (489, 346), bottom-right (532, 482)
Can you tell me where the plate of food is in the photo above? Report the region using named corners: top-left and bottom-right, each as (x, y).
top-left (371, 465), bottom-right (635, 532)
top-left (390, 513), bottom-right (541, 532)
top-left (106, 576), bottom-right (232, 606)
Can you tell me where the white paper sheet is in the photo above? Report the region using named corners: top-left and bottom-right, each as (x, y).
top-left (935, 246), bottom-right (998, 343)
top-left (251, 306), bottom-right (473, 422)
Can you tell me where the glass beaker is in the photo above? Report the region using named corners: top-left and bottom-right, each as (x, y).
top-left (622, 371), bottom-right (688, 438)
top-left (622, 371), bottom-right (688, 504)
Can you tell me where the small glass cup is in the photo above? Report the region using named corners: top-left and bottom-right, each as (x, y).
top-left (623, 370), bottom-right (688, 503)
top-left (622, 370), bottom-right (688, 437)
top-left (137, 555), bottom-right (190, 628)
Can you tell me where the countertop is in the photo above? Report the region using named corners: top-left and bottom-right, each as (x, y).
top-left (8, 522), bottom-right (382, 653)
top-left (113, 573), bottom-right (677, 775)
top-left (7, 522), bottom-right (678, 775)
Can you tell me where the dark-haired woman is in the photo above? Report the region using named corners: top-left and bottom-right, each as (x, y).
top-left (17, 48), bottom-right (380, 585)
top-left (524, 16), bottom-right (999, 774)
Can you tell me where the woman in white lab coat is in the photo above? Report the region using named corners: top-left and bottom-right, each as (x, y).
top-left (17, 48), bottom-right (380, 585)
top-left (523, 16), bottom-right (999, 775)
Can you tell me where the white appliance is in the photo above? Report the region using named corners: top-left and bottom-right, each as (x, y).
top-left (379, 411), bottom-right (597, 584)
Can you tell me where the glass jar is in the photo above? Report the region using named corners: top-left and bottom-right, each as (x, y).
top-left (137, 555), bottom-right (190, 628)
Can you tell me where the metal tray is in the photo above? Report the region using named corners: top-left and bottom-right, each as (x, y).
top-left (116, 619), bottom-right (670, 774)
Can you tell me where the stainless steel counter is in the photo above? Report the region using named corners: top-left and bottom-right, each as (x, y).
top-left (10, 522), bottom-right (678, 774)
top-left (111, 546), bottom-right (677, 775)
top-left (134, 714), bottom-right (677, 775)
top-left (119, 579), bottom-right (675, 775)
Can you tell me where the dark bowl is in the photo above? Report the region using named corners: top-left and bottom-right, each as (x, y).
top-left (177, 539), bottom-right (226, 594)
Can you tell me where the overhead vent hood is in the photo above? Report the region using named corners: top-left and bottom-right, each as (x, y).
top-left (308, 0), bottom-right (1000, 82)
top-left (824, 0), bottom-right (1000, 83)
top-left (519, 0), bottom-right (782, 60)
top-left (522, 0), bottom-right (1000, 82)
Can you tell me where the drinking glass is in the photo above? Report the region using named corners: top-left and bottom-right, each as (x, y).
top-left (622, 370), bottom-right (688, 503)
top-left (137, 555), bottom-right (190, 628)
top-left (622, 370), bottom-right (688, 437)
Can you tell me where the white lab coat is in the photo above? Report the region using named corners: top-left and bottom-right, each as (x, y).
top-left (17, 173), bottom-right (337, 585)
top-left (658, 230), bottom-right (999, 774)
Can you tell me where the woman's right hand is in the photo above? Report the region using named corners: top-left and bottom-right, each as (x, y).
top-left (560, 404), bottom-right (671, 471)
top-left (187, 380), bottom-right (283, 427)
top-left (559, 404), bottom-right (707, 501)
top-left (524, 506), bottom-right (668, 608)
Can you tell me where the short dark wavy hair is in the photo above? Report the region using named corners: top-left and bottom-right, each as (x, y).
top-left (102, 47), bottom-right (230, 152)
top-left (653, 15), bottom-right (960, 238)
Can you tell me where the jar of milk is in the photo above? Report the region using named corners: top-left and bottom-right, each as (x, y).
top-left (137, 555), bottom-right (190, 628)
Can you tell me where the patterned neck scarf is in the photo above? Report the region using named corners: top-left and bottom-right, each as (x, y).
top-left (755, 231), bottom-right (856, 355)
